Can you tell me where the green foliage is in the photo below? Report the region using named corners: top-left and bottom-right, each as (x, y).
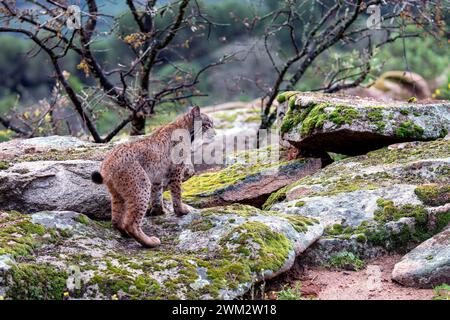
top-left (276, 282), bottom-right (302, 300)
top-left (0, 2), bottom-right (448, 137)
top-left (0, 94), bottom-right (18, 115)
top-left (375, 35), bottom-right (449, 81)
top-left (433, 284), bottom-right (450, 300)
top-left (433, 72), bottom-right (450, 100)
top-left (96, 109), bottom-right (122, 135)
top-left (0, 161), bottom-right (10, 170)
top-left (0, 129), bottom-right (14, 142)
top-left (327, 251), bottom-right (364, 271)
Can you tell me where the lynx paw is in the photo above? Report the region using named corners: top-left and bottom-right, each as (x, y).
top-left (147, 205), bottom-right (167, 216)
top-left (139, 237), bottom-right (161, 248)
top-left (174, 204), bottom-right (191, 217)
top-left (144, 236), bottom-right (161, 248)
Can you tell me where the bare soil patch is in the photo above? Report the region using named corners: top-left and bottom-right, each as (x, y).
top-left (265, 254), bottom-right (434, 300)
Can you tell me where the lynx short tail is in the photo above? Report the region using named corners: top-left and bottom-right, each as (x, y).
top-left (91, 171), bottom-right (103, 184)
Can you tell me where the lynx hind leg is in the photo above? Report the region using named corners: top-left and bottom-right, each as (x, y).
top-left (169, 166), bottom-right (191, 217)
top-left (147, 182), bottom-right (167, 216)
top-left (107, 184), bottom-right (129, 238)
top-left (123, 196), bottom-right (161, 248)
top-left (118, 168), bottom-right (161, 248)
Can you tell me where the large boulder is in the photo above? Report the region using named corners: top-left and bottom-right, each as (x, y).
top-left (392, 226), bottom-right (450, 288)
top-left (0, 135), bottom-right (203, 219)
top-left (180, 149), bottom-right (323, 208)
top-left (267, 139), bottom-right (449, 261)
top-left (0, 206), bottom-right (323, 299)
top-left (344, 71), bottom-right (432, 101)
top-left (0, 160), bottom-right (110, 219)
top-left (277, 91), bottom-right (450, 155)
top-left (0, 135), bottom-right (108, 163)
top-left (0, 137), bottom-right (113, 219)
top-left (0, 137), bottom-right (314, 219)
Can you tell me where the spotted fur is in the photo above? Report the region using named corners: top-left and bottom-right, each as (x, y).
top-left (92, 106), bottom-right (214, 247)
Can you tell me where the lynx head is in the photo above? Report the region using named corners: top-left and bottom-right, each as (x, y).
top-left (189, 106), bottom-right (215, 141)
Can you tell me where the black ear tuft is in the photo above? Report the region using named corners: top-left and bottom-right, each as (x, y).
top-left (190, 105), bottom-right (200, 117)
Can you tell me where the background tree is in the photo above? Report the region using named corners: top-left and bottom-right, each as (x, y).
top-left (0, 1), bottom-right (447, 142)
top-left (0, 0), bottom-right (229, 142)
top-left (256, 0), bottom-right (448, 131)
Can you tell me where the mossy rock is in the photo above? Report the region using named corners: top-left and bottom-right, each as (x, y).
top-left (179, 154), bottom-right (322, 208)
top-left (277, 91), bottom-right (450, 155)
top-left (0, 207), bottom-right (323, 300)
top-left (414, 184), bottom-right (450, 207)
top-left (392, 227), bottom-right (450, 288)
top-left (268, 139), bottom-right (449, 254)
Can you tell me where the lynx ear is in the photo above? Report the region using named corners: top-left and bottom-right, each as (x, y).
top-left (190, 105), bottom-right (200, 117)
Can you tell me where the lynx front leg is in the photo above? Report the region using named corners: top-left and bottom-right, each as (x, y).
top-left (169, 167), bottom-right (190, 216)
top-left (147, 182), bottom-right (167, 216)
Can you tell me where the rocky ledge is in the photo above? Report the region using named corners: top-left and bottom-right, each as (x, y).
top-left (268, 138), bottom-right (449, 263)
top-left (180, 147), bottom-right (323, 208)
top-left (392, 226), bottom-right (450, 288)
top-left (278, 91), bottom-right (450, 155)
top-left (0, 205), bottom-right (322, 300)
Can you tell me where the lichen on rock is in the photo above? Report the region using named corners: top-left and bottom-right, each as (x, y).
top-left (179, 153), bottom-right (322, 208)
top-left (277, 91), bottom-right (450, 155)
top-left (269, 139), bottom-right (449, 260)
top-left (0, 206), bottom-right (323, 300)
top-left (392, 227), bottom-right (450, 288)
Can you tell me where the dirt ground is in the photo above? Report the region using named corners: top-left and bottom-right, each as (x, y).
top-left (267, 254), bottom-right (435, 300)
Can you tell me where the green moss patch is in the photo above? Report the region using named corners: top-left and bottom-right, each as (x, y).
top-left (278, 214), bottom-right (318, 233)
top-left (74, 214), bottom-right (90, 225)
top-left (368, 110), bottom-right (383, 122)
top-left (323, 196), bottom-right (449, 251)
top-left (201, 204), bottom-right (261, 218)
top-left (327, 105), bottom-right (359, 126)
top-left (1, 205), bottom-right (312, 300)
top-left (262, 186), bottom-right (289, 210)
top-left (374, 199), bottom-right (428, 225)
top-left (180, 158), bottom-right (294, 207)
top-left (219, 221), bottom-right (292, 273)
top-left (7, 263), bottom-right (67, 300)
top-left (279, 92), bottom-right (361, 135)
top-left (0, 211), bottom-right (54, 258)
top-left (277, 91), bottom-right (298, 103)
top-left (364, 139), bottom-right (449, 166)
top-left (0, 161), bottom-right (10, 170)
top-left (294, 201), bottom-right (305, 207)
top-left (395, 120), bottom-right (424, 138)
top-left (415, 184), bottom-right (450, 207)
